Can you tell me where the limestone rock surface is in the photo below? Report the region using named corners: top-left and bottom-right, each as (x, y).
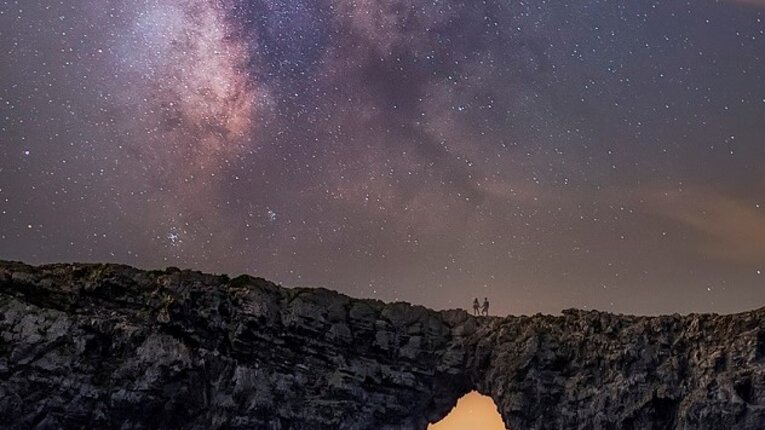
top-left (1, 261), bottom-right (765, 429)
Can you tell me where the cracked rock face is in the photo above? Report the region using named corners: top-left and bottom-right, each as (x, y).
top-left (2, 261), bottom-right (765, 429)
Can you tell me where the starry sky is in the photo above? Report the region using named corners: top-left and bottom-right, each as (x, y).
top-left (2, 0), bottom-right (765, 316)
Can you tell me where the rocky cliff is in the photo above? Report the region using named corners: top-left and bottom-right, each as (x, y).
top-left (1, 261), bottom-right (764, 429)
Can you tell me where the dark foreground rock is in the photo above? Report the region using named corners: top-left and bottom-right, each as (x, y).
top-left (1, 261), bottom-right (765, 429)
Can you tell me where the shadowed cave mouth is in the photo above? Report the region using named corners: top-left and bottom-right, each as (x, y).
top-left (428, 391), bottom-right (507, 429)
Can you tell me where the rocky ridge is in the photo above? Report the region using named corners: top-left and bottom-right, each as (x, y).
top-left (1, 261), bottom-right (765, 429)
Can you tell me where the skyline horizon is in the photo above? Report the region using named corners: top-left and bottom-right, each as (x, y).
top-left (3, 257), bottom-right (764, 317)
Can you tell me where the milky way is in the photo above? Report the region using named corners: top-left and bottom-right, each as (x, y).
top-left (2, 0), bottom-right (765, 315)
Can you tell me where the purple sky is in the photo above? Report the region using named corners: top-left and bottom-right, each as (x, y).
top-left (2, 0), bottom-right (765, 315)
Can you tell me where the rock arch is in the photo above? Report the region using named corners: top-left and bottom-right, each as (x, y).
top-left (2, 261), bottom-right (765, 429)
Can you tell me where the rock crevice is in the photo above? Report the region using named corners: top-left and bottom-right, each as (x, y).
top-left (1, 261), bottom-right (765, 429)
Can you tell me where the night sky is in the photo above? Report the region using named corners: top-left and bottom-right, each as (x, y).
top-left (2, 0), bottom-right (765, 316)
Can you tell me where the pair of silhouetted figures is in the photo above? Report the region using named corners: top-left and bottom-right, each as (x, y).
top-left (473, 297), bottom-right (489, 316)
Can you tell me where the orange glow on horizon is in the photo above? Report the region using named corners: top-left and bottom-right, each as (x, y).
top-left (428, 391), bottom-right (507, 430)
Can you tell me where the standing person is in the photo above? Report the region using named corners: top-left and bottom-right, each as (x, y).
top-left (482, 297), bottom-right (490, 316)
top-left (473, 298), bottom-right (480, 316)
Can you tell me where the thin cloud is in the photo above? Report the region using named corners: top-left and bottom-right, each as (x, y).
top-left (647, 189), bottom-right (765, 264)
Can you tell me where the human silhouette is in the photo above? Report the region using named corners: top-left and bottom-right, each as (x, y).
top-left (481, 297), bottom-right (489, 316)
top-left (472, 298), bottom-right (480, 316)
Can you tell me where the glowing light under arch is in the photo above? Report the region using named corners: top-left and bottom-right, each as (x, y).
top-left (429, 391), bottom-right (506, 430)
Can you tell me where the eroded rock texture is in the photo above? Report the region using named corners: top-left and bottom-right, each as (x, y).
top-left (471, 309), bottom-right (765, 430)
top-left (1, 261), bottom-right (765, 430)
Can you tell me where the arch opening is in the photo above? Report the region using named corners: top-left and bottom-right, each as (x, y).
top-left (428, 391), bottom-right (507, 430)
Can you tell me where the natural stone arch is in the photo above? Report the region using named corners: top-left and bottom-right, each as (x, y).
top-left (2, 261), bottom-right (765, 429)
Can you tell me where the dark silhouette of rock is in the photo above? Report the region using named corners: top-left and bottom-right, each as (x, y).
top-left (1, 261), bottom-right (765, 429)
